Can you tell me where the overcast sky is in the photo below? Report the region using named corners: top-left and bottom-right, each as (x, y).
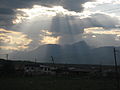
top-left (0, 0), bottom-right (120, 54)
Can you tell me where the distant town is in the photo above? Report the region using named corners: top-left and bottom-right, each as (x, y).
top-left (0, 58), bottom-right (119, 78)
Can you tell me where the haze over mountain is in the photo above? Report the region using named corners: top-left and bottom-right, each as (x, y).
top-left (9, 41), bottom-right (120, 65)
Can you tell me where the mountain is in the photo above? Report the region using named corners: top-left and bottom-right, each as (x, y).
top-left (9, 41), bottom-right (120, 65)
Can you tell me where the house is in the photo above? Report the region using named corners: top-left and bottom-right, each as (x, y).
top-left (24, 64), bottom-right (55, 75)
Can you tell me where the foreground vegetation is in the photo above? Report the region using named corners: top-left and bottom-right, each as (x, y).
top-left (0, 76), bottom-right (118, 90)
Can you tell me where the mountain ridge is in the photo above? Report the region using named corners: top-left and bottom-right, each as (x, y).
top-left (9, 41), bottom-right (120, 65)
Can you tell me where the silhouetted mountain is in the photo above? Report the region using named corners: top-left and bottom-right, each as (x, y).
top-left (90, 46), bottom-right (117, 65)
top-left (9, 41), bottom-right (120, 65)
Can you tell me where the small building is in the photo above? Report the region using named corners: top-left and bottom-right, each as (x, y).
top-left (24, 64), bottom-right (55, 75)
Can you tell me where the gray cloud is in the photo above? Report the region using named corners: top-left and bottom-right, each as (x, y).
top-left (37, 0), bottom-right (94, 12)
top-left (83, 34), bottom-right (120, 48)
top-left (0, 0), bottom-right (33, 9)
top-left (50, 13), bottom-right (120, 34)
top-left (0, 0), bottom-right (94, 14)
top-left (61, 0), bottom-right (92, 12)
top-left (50, 15), bottom-right (84, 35)
top-left (84, 13), bottom-right (120, 28)
top-left (0, 0), bottom-right (94, 28)
top-left (0, 15), bottom-right (13, 28)
top-left (48, 13), bottom-right (120, 44)
top-left (0, 8), bottom-right (14, 15)
top-left (49, 15), bottom-right (84, 44)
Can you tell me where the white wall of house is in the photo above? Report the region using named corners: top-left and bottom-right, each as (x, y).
top-left (24, 64), bottom-right (55, 75)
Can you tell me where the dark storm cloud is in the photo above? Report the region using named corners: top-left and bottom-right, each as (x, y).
top-left (0, 0), bottom-right (94, 28)
top-left (0, 0), bottom-right (33, 9)
top-left (0, 7), bottom-right (14, 27)
top-left (0, 0), bottom-right (94, 13)
top-left (62, 0), bottom-right (93, 12)
top-left (0, 8), bottom-right (14, 15)
top-left (0, 0), bottom-right (35, 27)
top-left (37, 0), bottom-right (94, 12)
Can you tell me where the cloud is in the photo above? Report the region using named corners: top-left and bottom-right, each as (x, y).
top-left (13, 12), bottom-right (120, 46)
top-left (13, 5), bottom-right (94, 24)
top-left (50, 13), bottom-right (120, 34)
top-left (1, 0), bottom-right (120, 49)
top-left (0, 0), bottom-right (94, 14)
top-left (0, 28), bottom-right (32, 51)
top-left (0, 0), bottom-right (94, 12)
top-left (83, 27), bottom-right (120, 47)
top-left (0, 14), bottom-right (14, 28)
top-left (81, 13), bottom-right (120, 28)
top-left (0, 0), bottom-right (33, 27)
top-left (49, 15), bottom-right (85, 44)
top-left (51, 15), bottom-right (84, 34)
top-left (90, 13), bottom-right (120, 28)
top-left (61, 0), bottom-right (94, 12)
top-left (84, 27), bottom-right (120, 38)
top-left (0, 8), bottom-right (15, 15)
top-left (40, 36), bottom-right (60, 44)
top-left (96, 0), bottom-right (120, 4)
top-left (48, 12), bottom-right (120, 44)
top-left (35, 0), bottom-right (94, 12)
top-left (0, 0), bottom-right (94, 27)
top-left (80, 13), bottom-right (120, 47)
top-left (39, 30), bottom-right (61, 44)
top-left (83, 0), bottom-right (120, 9)
top-left (13, 5), bottom-right (77, 24)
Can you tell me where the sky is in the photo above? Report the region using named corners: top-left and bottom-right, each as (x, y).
top-left (0, 0), bottom-right (120, 56)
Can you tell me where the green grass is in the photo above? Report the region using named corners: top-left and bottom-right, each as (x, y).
top-left (0, 76), bottom-right (118, 90)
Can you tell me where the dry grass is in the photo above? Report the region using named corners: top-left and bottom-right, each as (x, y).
top-left (0, 76), bottom-right (118, 90)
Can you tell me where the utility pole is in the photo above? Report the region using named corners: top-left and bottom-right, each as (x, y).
top-left (51, 56), bottom-right (55, 65)
top-left (6, 54), bottom-right (8, 60)
top-left (113, 47), bottom-right (119, 90)
top-left (35, 57), bottom-right (37, 64)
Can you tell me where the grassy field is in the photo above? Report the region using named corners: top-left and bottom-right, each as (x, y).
top-left (0, 76), bottom-right (118, 90)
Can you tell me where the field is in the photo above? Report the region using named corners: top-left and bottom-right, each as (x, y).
top-left (0, 76), bottom-right (118, 90)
